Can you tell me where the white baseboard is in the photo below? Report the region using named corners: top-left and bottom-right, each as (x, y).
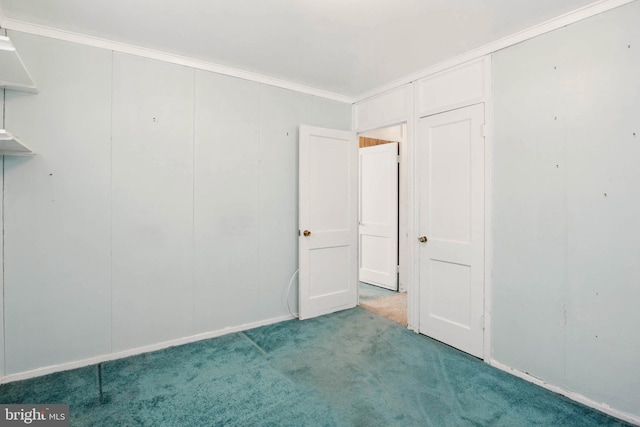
top-left (0, 314), bottom-right (293, 384)
top-left (490, 359), bottom-right (640, 426)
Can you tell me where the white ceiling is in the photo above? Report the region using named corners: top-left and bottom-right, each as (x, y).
top-left (0, 0), bottom-right (604, 98)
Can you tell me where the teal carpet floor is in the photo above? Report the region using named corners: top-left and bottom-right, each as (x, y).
top-left (0, 308), bottom-right (631, 426)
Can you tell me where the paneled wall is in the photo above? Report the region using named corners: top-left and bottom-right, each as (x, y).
top-left (415, 58), bottom-right (488, 116)
top-left (111, 54), bottom-right (196, 352)
top-left (354, 85), bottom-right (411, 132)
top-left (492, 1), bottom-right (640, 416)
top-left (4, 35), bottom-right (113, 375)
top-left (193, 71), bottom-right (261, 332)
top-left (2, 31), bottom-right (351, 375)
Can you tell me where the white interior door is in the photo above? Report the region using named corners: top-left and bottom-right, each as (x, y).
top-left (359, 143), bottom-right (398, 290)
top-left (299, 125), bottom-right (358, 320)
top-left (417, 104), bottom-right (485, 358)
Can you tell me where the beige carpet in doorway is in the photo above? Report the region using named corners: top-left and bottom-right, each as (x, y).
top-left (360, 293), bottom-right (407, 326)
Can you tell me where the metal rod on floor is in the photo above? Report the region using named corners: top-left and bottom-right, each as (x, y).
top-left (97, 363), bottom-right (104, 404)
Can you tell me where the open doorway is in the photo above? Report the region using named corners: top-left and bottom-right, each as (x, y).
top-left (357, 123), bottom-right (407, 326)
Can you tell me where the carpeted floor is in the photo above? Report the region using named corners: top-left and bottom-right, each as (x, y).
top-left (360, 292), bottom-right (408, 326)
top-left (0, 308), bottom-right (632, 426)
top-left (359, 282), bottom-right (407, 326)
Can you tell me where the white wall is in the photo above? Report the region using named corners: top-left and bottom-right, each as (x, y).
top-left (2, 31), bottom-right (351, 375)
top-left (4, 35), bottom-right (113, 375)
top-left (492, 1), bottom-right (640, 417)
top-left (354, 85), bottom-right (411, 133)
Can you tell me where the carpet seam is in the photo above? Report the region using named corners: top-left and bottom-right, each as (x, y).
top-left (239, 332), bottom-right (269, 357)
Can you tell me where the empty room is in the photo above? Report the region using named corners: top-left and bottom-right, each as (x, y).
top-left (0, 0), bottom-right (638, 425)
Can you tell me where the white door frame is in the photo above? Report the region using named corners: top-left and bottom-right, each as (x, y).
top-left (357, 122), bottom-right (412, 325)
top-left (353, 64), bottom-right (492, 362)
top-left (409, 73), bottom-right (493, 361)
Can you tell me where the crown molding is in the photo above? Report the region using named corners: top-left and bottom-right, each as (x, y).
top-left (0, 0), bottom-right (634, 118)
top-left (355, 0), bottom-right (637, 103)
top-left (0, 18), bottom-right (355, 104)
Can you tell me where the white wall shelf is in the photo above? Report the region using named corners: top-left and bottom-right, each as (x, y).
top-left (0, 35), bottom-right (37, 93)
top-left (0, 130), bottom-right (34, 155)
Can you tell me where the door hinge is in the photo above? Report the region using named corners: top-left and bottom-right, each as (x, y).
top-left (480, 315), bottom-right (485, 329)
top-left (481, 124), bottom-right (487, 137)
top-left (396, 265), bottom-right (400, 274)
top-left (397, 155), bottom-right (401, 164)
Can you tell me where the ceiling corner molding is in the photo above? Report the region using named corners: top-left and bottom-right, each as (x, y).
top-left (354, 0), bottom-right (636, 103)
top-left (1, 18), bottom-right (355, 104)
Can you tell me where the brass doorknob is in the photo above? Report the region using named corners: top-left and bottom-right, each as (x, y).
top-left (418, 236), bottom-right (428, 243)
top-left (303, 230), bottom-right (311, 237)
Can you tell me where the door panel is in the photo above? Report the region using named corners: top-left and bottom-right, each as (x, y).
top-left (299, 125), bottom-right (358, 320)
top-left (359, 143), bottom-right (399, 290)
top-left (309, 246), bottom-right (351, 298)
top-left (418, 104), bottom-right (485, 358)
top-left (309, 137), bottom-right (351, 230)
top-left (428, 122), bottom-right (471, 242)
top-left (429, 260), bottom-right (471, 327)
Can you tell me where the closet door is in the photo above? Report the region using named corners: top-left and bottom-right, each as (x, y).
top-left (417, 104), bottom-right (485, 358)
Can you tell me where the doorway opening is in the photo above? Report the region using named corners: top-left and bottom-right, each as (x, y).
top-left (357, 123), bottom-right (407, 326)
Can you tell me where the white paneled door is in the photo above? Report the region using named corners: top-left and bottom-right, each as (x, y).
top-left (417, 104), bottom-right (485, 358)
top-left (299, 125), bottom-right (358, 320)
top-left (359, 143), bottom-right (398, 290)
